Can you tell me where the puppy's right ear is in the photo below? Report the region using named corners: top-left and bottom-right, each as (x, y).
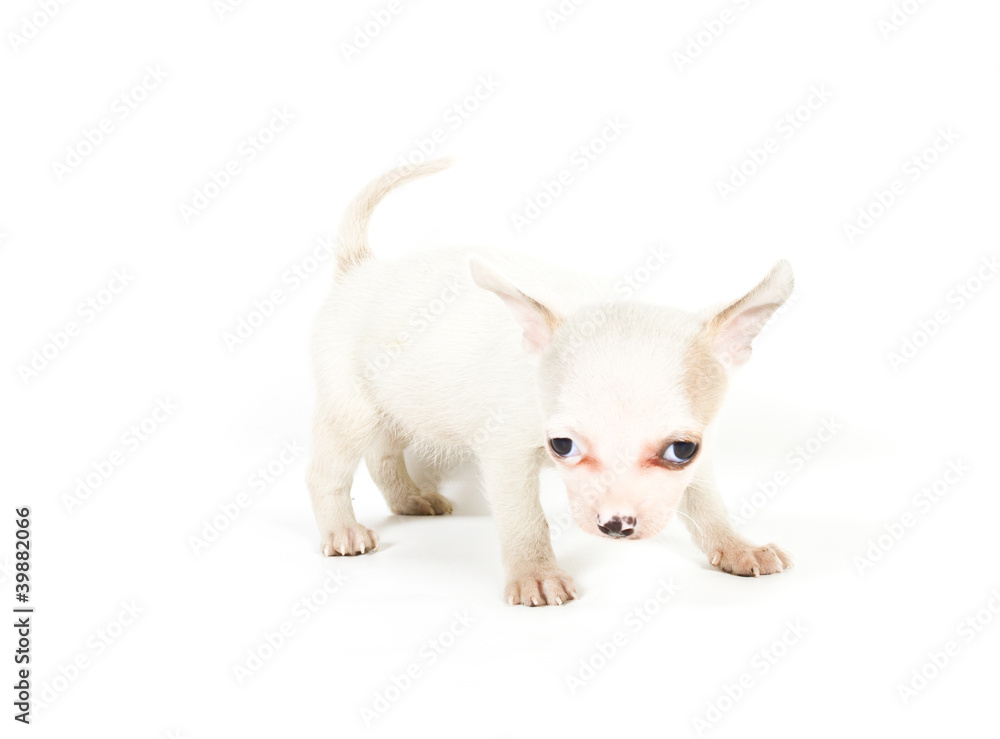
top-left (468, 257), bottom-right (561, 354)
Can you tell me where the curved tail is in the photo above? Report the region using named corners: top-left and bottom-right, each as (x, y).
top-left (335, 158), bottom-right (453, 279)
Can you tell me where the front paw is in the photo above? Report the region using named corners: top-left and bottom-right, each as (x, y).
top-left (505, 568), bottom-right (577, 607)
top-left (710, 542), bottom-right (793, 577)
top-left (320, 525), bottom-right (378, 556)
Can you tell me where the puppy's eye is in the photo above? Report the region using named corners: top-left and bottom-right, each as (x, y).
top-left (663, 441), bottom-right (699, 464)
top-left (549, 438), bottom-right (579, 458)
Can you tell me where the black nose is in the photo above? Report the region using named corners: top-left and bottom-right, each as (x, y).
top-left (598, 516), bottom-right (636, 538)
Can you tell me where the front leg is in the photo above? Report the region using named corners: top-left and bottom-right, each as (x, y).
top-left (478, 450), bottom-right (576, 606)
top-left (679, 457), bottom-right (793, 577)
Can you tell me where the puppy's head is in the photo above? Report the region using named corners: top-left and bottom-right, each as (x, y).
top-left (470, 258), bottom-right (793, 541)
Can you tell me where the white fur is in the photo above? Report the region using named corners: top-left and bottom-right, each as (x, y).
top-left (307, 160), bottom-right (795, 606)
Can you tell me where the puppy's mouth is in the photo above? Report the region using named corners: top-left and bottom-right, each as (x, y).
top-left (602, 531), bottom-right (642, 540)
top-left (573, 509), bottom-right (673, 541)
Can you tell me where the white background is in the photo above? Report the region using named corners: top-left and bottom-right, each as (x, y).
top-left (2, 0), bottom-right (999, 736)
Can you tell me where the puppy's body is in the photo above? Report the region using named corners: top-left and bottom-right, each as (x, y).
top-left (314, 244), bottom-right (607, 451)
top-left (308, 160), bottom-right (793, 606)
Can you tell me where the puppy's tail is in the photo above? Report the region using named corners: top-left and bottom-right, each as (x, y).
top-left (335, 158), bottom-right (453, 279)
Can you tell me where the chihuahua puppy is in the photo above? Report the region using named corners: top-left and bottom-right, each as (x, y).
top-left (308, 159), bottom-right (793, 606)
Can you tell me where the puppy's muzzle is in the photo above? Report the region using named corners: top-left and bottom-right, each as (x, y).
top-left (597, 515), bottom-right (636, 538)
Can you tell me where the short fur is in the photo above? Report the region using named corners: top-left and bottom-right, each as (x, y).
top-left (307, 160), bottom-right (794, 606)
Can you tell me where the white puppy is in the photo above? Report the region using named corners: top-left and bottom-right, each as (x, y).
top-left (308, 159), bottom-right (794, 606)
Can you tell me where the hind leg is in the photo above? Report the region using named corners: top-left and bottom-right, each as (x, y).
top-left (365, 435), bottom-right (452, 516)
top-left (308, 399), bottom-right (379, 556)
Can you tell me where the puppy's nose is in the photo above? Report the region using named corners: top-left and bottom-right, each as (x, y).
top-left (597, 515), bottom-right (636, 538)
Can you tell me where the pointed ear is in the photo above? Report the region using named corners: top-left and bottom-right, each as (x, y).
top-left (705, 260), bottom-right (794, 369)
top-left (468, 257), bottom-right (561, 354)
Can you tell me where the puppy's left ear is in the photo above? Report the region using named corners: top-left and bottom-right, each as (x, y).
top-left (469, 257), bottom-right (561, 354)
top-left (704, 260), bottom-right (794, 369)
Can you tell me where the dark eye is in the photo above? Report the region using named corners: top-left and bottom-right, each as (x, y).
top-left (663, 441), bottom-right (698, 464)
top-left (549, 438), bottom-right (579, 458)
